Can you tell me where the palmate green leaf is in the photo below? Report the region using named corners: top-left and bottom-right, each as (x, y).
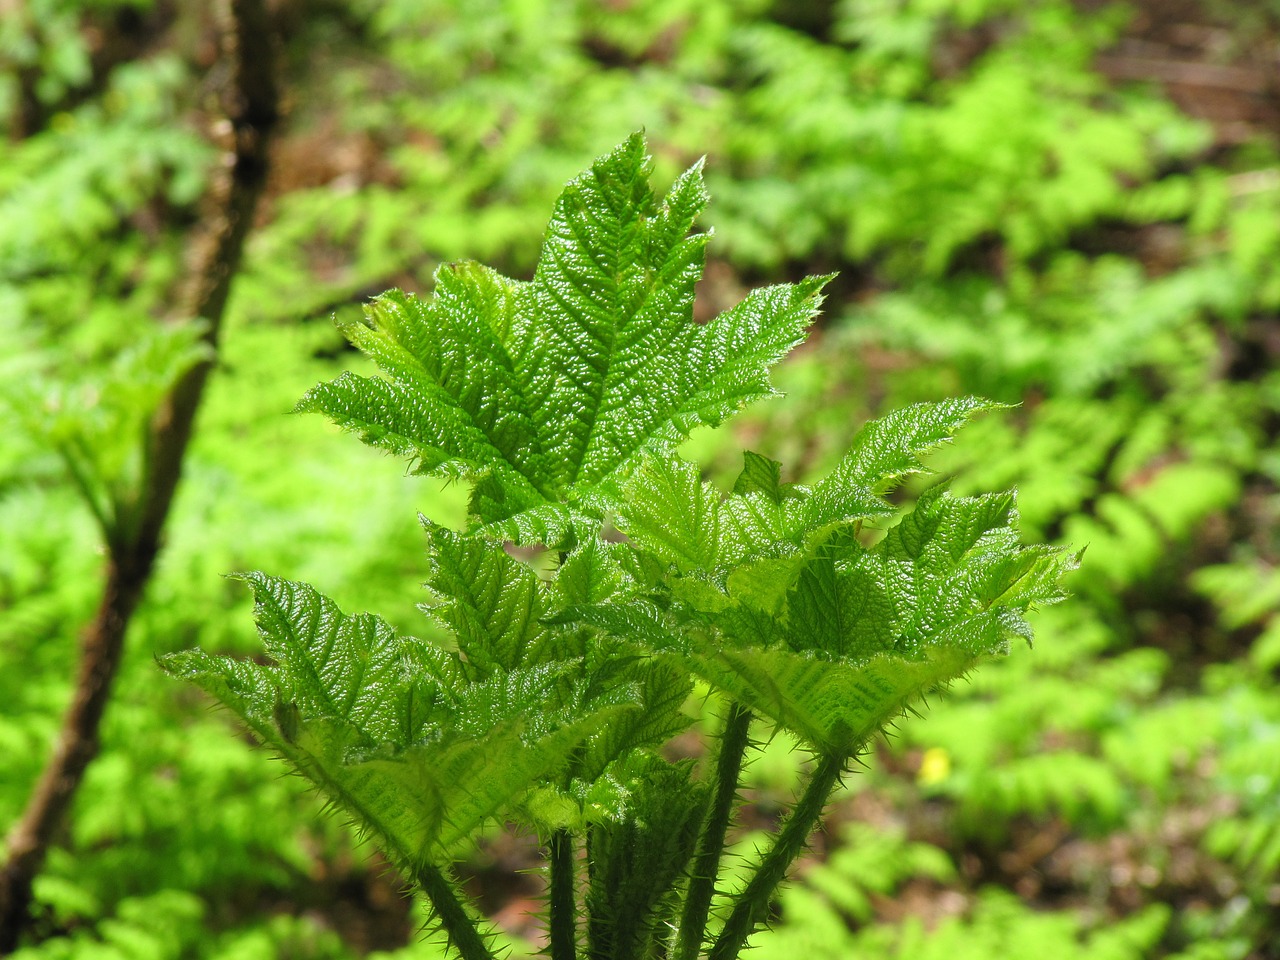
top-left (158, 574), bottom-right (605, 865)
top-left (696, 491), bottom-right (1075, 757)
top-left (617, 398), bottom-right (1002, 576)
top-left (575, 657), bottom-right (694, 784)
top-left (694, 549), bottom-right (1073, 757)
top-left (418, 526), bottom-right (689, 775)
top-left (732, 450), bottom-right (787, 502)
top-left (419, 523), bottom-right (693, 753)
top-left (802, 396), bottom-right (1001, 534)
top-left (298, 133), bottom-right (829, 545)
top-left (616, 460), bottom-right (775, 583)
top-left (704, 494), bottom-right (1075, 754)
top-left (557, 533), bottom-right (631, 605)
top-left (618, 456), bottom-right (725, 573)
top-left (584, 401), bottom-right (1076, 757)
top-left (692, 647), bottom-right (976, 758)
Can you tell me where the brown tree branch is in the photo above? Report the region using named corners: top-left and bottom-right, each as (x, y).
top-left (0, 1), bottom-right (279, 949)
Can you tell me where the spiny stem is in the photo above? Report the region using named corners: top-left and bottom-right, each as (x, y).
top-left (415, 860), bottom-right (496, 960)
top-left (549, 828), bottom-right (578, 960)
top-left (672, 702), bottom-right (753, 960)
top-left (707, 750), bottom-right (845, 960)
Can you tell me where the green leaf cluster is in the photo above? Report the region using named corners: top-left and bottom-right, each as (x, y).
top-left (163, 135), bottom-right (1072, 959)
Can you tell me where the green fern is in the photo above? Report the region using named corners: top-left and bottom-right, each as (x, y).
top-left (163, 135), bottom-right (1073, 960)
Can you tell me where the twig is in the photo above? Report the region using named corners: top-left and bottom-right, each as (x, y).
top-left (0, 1), bottom-right (278, 948)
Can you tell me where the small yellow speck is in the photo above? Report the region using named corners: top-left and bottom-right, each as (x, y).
top-left (918, 746), bottom-right (951, 786)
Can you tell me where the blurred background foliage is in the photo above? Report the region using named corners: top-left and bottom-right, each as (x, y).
top-left (2, 0), bottom-right (1279, 956)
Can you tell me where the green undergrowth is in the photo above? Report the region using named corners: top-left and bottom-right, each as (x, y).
top-left (5, 0), bottom-right (1280, 956)
top-left (2, 303), bottom-right (467, 951)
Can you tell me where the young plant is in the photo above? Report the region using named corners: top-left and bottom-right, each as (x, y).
top-left (162, 134), bottom-right (1074, 960)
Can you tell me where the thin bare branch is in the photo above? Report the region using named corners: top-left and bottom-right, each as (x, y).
top-left (0, 1), bottom-right (279, 948)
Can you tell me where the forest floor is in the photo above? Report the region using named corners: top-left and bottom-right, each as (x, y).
top-left (269, 2), bottom-right (1280, 953)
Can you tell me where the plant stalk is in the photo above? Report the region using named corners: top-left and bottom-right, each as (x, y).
top-left (706, 749), bottom-right (845, 960)
top-left (416, 861), bottom-right (497, 960)
top-left (549, 828), bottom-right (578, 960)
top-left (672, 701), bottom-right (753, 960)
top-left (0, 0), bottom-right (278, 949)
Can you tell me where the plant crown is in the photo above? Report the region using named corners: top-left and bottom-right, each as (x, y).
top-left (162, 134), bottom-right (1074, 960)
